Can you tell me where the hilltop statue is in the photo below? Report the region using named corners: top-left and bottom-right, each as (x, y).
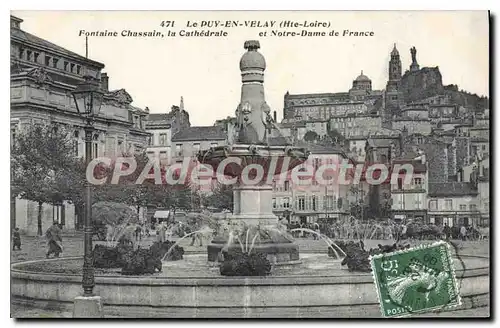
top-left (409, 46), bottom-right (420, 72)
top-left (410, 46), bottom-right (417, 64)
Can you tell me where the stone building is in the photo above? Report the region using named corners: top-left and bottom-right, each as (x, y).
top-left (171, 126), bottom-right (227, 162)
top-left (390, 156), bottom-right (428, 222)
top-left (271, 142), bottom-right (350, 224)
top-left (10, 15), bottom-right (150, 235)
top-left (348, 71), bottom-right (373, 100)
top-left (392, 117), bottom-right (432, 135)
top-left (427, 182), bottom-right (480, 227)
top-left (145, 98), bottom-right (191, 164)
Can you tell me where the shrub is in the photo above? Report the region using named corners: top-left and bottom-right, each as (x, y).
top-left (328, 241), bottom-right (411, 272)
top-left (220, 250), bottom-right (271, 276)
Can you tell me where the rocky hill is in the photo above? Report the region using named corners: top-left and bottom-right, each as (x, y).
top-left (400, 66), bottom-right (488, 111)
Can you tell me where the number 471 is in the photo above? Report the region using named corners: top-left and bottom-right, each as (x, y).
top-left (160, 21), bottom-right (175, 27)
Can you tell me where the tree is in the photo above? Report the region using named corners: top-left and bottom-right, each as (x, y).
top-left (11, 123), bottom-right (79, 235)
top-left (348, 185), bottom-right (368, 221)
top-left (205, 183), bottom-right (234, 211)
top-left (92, 201), bottom-right (139, 226)
top-left (303, 130), bottom-right (319, 142)
top-left (327, 128), bottom-right (346, 145)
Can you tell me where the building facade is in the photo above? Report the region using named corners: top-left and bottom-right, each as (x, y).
top-left (11, 15), bottom-right (150, 235)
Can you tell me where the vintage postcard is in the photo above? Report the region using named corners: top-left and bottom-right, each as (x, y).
top-left (10, 11), bottom-right (490, 318)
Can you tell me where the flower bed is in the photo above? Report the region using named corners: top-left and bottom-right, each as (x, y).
top-left (328, 240), bottom-right (411, 272)
top-left (219, 250), bottom-right (271, 276)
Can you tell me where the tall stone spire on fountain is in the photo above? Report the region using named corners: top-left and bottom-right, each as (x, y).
top-left (236, 40), bottom-right (272, 145)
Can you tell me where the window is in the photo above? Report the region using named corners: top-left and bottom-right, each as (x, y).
top-left (272, 198), bottom-right (277, 209)
top-left (283, 197), bottom-right (290, 209)
top-left (93, 134), bottom-right (99, 158)
top-left (397, 178), bottom-right (403, 190)
top-left (34, 52), bottom-right (39, 63)
top-left (76, 65), bottom-right (81, 75)
top-left (193, 143), bottom-right (200, 153)
top-left (45, 55), bottom-right (51, 66)
top-left (429, 200), bottom-right (437, 210)
top-left (284, 180), bottom-right (290, 191)
top-left (70, 63), bottom-right (75, 72)
top-left (159, 133), bottom-right (167, 146)
top-left (415, 194), bottom-right (423, 209)
top-left (413, 178), bottom-right (422, 188)
top-left (459, 204), bottom-right (466, 211)
top-left (210, 142), bottom-right (218, 148)
top-left (469, 204), bottom-right (477, 211)
top-left (52, 58), bottom-right (59, 68)
top-left (297, 196), bottom-right (305, 211)
top-left (63, 61), bottom-right (68, 71)
top-left (117, 140), bottom-right (123, 153)
top-left (445, 199), bottom-right (453, 210)
top-left (26, 50), bottom-right (32, 61)
top-left (19, 48), bottom-right (24, 59)
top-left (324, 195), bottom-right (335, 211)
top-left (73, 131), bottom-right (79, 156)
top-left (176, 144), bottom-right (183, 156)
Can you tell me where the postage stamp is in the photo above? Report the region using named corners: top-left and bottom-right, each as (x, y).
top-left (370, 241), bottom-right (462, 318)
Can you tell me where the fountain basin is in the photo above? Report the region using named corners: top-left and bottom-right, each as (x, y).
top-left (11, 253), bottom-right (489, 318)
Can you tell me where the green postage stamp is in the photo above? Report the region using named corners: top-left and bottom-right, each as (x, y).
top-left (370, 241), bottom-right (462, 318)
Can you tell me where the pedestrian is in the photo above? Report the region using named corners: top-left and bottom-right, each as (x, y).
top-left (12, 227), bottom-right (21, 251)
top-left (134, 223), bottom-right (142, 241)
top-left (46, 222), bottom-right (63, 258)
top-left (401, 223), bottom-right (407, 239)
top-left (189, 219), bottom-right (203, 247)
top-left (313, 222), bottom-right (320, 240)
top-left (460, 225), bottom-right (467, 241)
top-left (443, 222), bottom-right (451, 241)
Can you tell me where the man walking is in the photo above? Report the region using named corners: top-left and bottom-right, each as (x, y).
top-left (460, 225), bottom-right (468, 241)
top-left (46, 222), bottom-right (63, 258)
top-left (12, 227), bottom-right (21, 251)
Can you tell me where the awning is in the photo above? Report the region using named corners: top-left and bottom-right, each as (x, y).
top-left (154, 210), bottom-right (170, 219)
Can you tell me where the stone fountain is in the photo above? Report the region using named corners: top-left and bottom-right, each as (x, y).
top-left (198, 40), bottom-right (309, 264)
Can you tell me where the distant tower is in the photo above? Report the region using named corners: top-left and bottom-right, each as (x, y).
top-left (385, 43), bottom-right (403, 119)
top-left (389, 44), bottom-right (402, 80)
top-left (180, 96), bottom-right (184, 111)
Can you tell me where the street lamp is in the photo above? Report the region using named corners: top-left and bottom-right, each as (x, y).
top-left (72, 73), bottom-right (104, 316)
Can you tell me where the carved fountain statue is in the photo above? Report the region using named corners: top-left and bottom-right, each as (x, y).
top-left (198, 40), bottom-right (310, 264)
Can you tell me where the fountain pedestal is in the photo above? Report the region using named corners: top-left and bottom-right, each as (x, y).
top-left (232, 184), bottom-right (275, 225)
top-left (207, 181), bottom-right (301, 264)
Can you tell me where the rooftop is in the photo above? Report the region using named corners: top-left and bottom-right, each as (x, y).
top-left (428, 182), bottom-right (478, 197)
top-left (11, 22), bottom-right (104, 69)
top-left (172, 126), bottom-right (226, 142)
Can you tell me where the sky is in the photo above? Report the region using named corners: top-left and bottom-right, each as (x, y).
top-left (12, 11), bottom-right (489, 126)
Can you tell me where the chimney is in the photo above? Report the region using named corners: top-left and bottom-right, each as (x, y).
top-left (273, 110), bottom-right (277, 122)
top-left (11, 16), bottom-right (23, 29)
top-left (101, 72), bottom-right (109, 92)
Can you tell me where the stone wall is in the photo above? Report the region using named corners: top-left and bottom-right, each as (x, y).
top-left (14, 198), bottom-right (76, 236)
